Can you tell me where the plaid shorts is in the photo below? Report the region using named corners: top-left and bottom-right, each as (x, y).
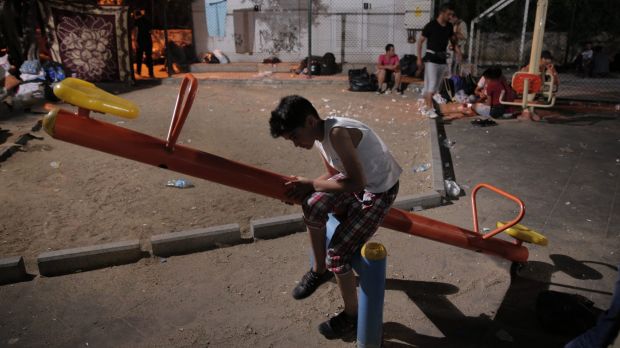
top-left (302, 174), bottom-right (399, 274)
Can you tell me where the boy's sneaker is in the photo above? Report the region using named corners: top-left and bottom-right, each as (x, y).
top-left (318, 311), bottom-right (358, 339)
top-left (384, 89), bottom-right (392, 95)
top-left (292, 269), bottom-right (334, 300)
top-left (424, 108), bottom-right (439, 119)
top-left (375, 88), bottom-right (385, 95)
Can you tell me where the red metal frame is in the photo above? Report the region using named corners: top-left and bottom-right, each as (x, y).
top-left (43, 74), bottom-right (530, 262)
top-left (471, 183), bottom-right (526, 244)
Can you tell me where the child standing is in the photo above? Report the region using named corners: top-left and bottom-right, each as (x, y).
top-left (269, 95), bottom-right (402, 339)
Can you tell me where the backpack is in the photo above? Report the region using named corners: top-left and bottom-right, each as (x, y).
top-left (439, 77), bottom-right (455, 102)
top-left (348, 67), bottom-right (378, 92)
top-left (399, 54), bottom-right (417, 77)
top-left (321, 52), bottom-right (338, 75)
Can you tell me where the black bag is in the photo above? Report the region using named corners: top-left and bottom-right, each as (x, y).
top-left (323, 52), bottom-right (336, 64)
top-left (463, 74), bottom-right (477, 95)
top-left (320, 52), bottom-right (338, 75)
top-left (536, 290), bottom-right (599, 335)
top-left (399, 54), bottom-right (417, 77)
top-left (439, 77), bottom-right (455, 102)
top-left (348, 67), bottom-right (378, 92)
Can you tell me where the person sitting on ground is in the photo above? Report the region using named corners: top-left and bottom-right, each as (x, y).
top-left (521, 50), bottom-right (559, 92)
top-left (376, 44), bottom-right (403, 95)
top-left (473, 75), bottom-right (488, 103)
top-left (473, 66), bottom-right (517, 119)
top-left (269, 95), bottom-right (401, 340)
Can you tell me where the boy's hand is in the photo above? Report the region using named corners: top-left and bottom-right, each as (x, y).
top-left (284, 176), bottom-right (315, 203)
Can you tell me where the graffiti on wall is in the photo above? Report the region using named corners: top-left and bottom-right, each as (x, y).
top-left (241, 0), bottom-right (328, 55)
top-left (258, 28), bottom-right (300, 54)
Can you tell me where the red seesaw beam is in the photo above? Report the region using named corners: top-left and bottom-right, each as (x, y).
top-left (42, 107), bottom-right (528, 262)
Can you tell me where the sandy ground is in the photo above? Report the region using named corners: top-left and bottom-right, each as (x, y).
top-left (0, 82), bottom-right (431, 269)
top-left (1, 79), bottom-right (619, 348)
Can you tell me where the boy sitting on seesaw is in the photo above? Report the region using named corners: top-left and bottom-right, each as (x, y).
top-left (269, 95), bottom-right (402, 339)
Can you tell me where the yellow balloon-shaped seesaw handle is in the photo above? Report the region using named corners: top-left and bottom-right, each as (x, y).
top-left (53, 78), bottom-right (140, 119)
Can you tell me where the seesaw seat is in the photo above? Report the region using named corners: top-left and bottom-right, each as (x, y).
top-left (53, 78), bottom-right (139, 119)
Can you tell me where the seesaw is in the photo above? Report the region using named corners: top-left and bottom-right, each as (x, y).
top-left (43, 75), bottom-right (546, 263)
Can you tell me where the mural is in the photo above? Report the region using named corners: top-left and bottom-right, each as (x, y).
top-left (240, 0), bottom-right (328, 54)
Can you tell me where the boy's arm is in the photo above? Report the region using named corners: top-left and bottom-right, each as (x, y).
top-left (416, 35), bottom-right (426, 67)
top-left (316, 155), bottom-right (339, 180)
top-left (284, 128), bottom-right (366, 202)
top-left (313, 127), bottom-right (366, 192)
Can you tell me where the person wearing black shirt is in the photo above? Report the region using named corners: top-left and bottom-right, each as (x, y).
top-left (416, 4), bottom-right (461, 118)
top-left (133, 9), bottom-right (154, 78)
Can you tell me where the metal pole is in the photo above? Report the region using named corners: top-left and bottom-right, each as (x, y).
top-left (307, 0), bottom-right (312, 78)
top-left (528, 0), bottom-right (548, 74)
top-left (356, 243), bottom-right (387, 348)
top-left (468, 20), bottom-right (475, 63)
top-left (518, 0), bottom-right (530, 66)
top-left (340, 14), bottom-right (346, 65)
top-left (163, 0), bottom-right (172, 77)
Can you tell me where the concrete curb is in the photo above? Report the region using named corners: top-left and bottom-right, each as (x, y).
top-left (250, 213), bottom-right (305, 240)
top-left (162, 77), bottom-right (347, 86)
top-left (37, 240), bottom-right (143, 276)
top-left (151, 224), bottom-right (242, 257)
top-left (429, 118), bottom-right (446, 197)
top-left (0, 256), bottom-right (28, 285)
top-left (393, 192), bottom-right (443, 211)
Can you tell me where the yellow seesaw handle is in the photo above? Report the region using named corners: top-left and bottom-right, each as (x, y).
top-left (496, 221), bottom-right (548, 246)
top-left (53, 78), bottom-right (140, 119)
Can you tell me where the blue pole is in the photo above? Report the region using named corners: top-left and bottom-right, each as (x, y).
top-left (356, 242), bottom-right (387, 348)
top-left (311, 214), bottom-right (386, 347)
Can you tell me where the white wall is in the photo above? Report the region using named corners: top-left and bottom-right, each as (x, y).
top-left (192, 0), bottom-right (431, 63)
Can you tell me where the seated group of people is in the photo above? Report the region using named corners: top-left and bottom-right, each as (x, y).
top-left (443, 51), bottom-right (559, 121)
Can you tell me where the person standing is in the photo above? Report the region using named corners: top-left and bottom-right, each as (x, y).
top-left (133, 9), bottom-right (154, 78)
top-left (416, 3), bottom-right (462, 118)
top-left (447, 13), bottom-right (468, 76)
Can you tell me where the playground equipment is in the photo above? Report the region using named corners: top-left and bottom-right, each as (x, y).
top-left (43, 74), bottom-right (547, 346)
top-left (43, 75), bottom-right (543, 263)
top-left (42, 75), bottom-right (543, 263)
top-left (498, 0), bottom-right (556, 118)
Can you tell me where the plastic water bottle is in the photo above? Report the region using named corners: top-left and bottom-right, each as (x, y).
top-left (444, 180), bottom-right (461, 198)
top-left (412, 163), bottom-right (431, 173)
top-left (166, 179), bottom-right (194, 188)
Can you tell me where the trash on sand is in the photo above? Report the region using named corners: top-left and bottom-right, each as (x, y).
top-left (442, 139), bottom-right (456, 148)
top-left (50, 161), bottom-right (60, 169)
top-left (412, 163), bottom-right (431, 173)
top-left (444, 179), bottom-right (461, 198)
top-left (166, 179), bottom-right (194, 189)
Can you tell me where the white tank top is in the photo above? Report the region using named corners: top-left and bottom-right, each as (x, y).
top-left (315, 117), bottom-right (402, 193)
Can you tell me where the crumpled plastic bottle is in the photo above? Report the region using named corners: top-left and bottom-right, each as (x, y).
top-left (412, 163), bottom-right (431, 173)
top-left (166, 179), bottom-right (194, 189)
top-left (444, 179), bottom-right (461, 198)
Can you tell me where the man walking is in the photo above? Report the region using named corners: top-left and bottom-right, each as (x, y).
top-left (417, 4), bottom-right (462, 118)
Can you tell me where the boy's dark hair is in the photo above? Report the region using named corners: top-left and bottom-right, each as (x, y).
top-left (482, 66), bottom-right (503, 80)
top-left (439, 3), bottom-right (455, 13)
top-left (270, 95), bottom-right (319, 138)
top-left (541, 50), bottom-right (553, 60)
top-left (385, 44), bottom-right (394, 52)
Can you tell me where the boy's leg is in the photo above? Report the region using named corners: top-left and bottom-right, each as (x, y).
top-left (292, 180), bottom-right (349, 300)
top-left (376, 69), bottom-right (386, 93)
top-left (308, 225), bottom-right (327, 273)
top-left (336, 270), bottom-right (358, 316)
top-left (319, 183), bottom-right (399, 339)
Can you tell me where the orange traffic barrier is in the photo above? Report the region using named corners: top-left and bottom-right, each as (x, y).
top-left (43, 74), bottom-right (530, 263)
